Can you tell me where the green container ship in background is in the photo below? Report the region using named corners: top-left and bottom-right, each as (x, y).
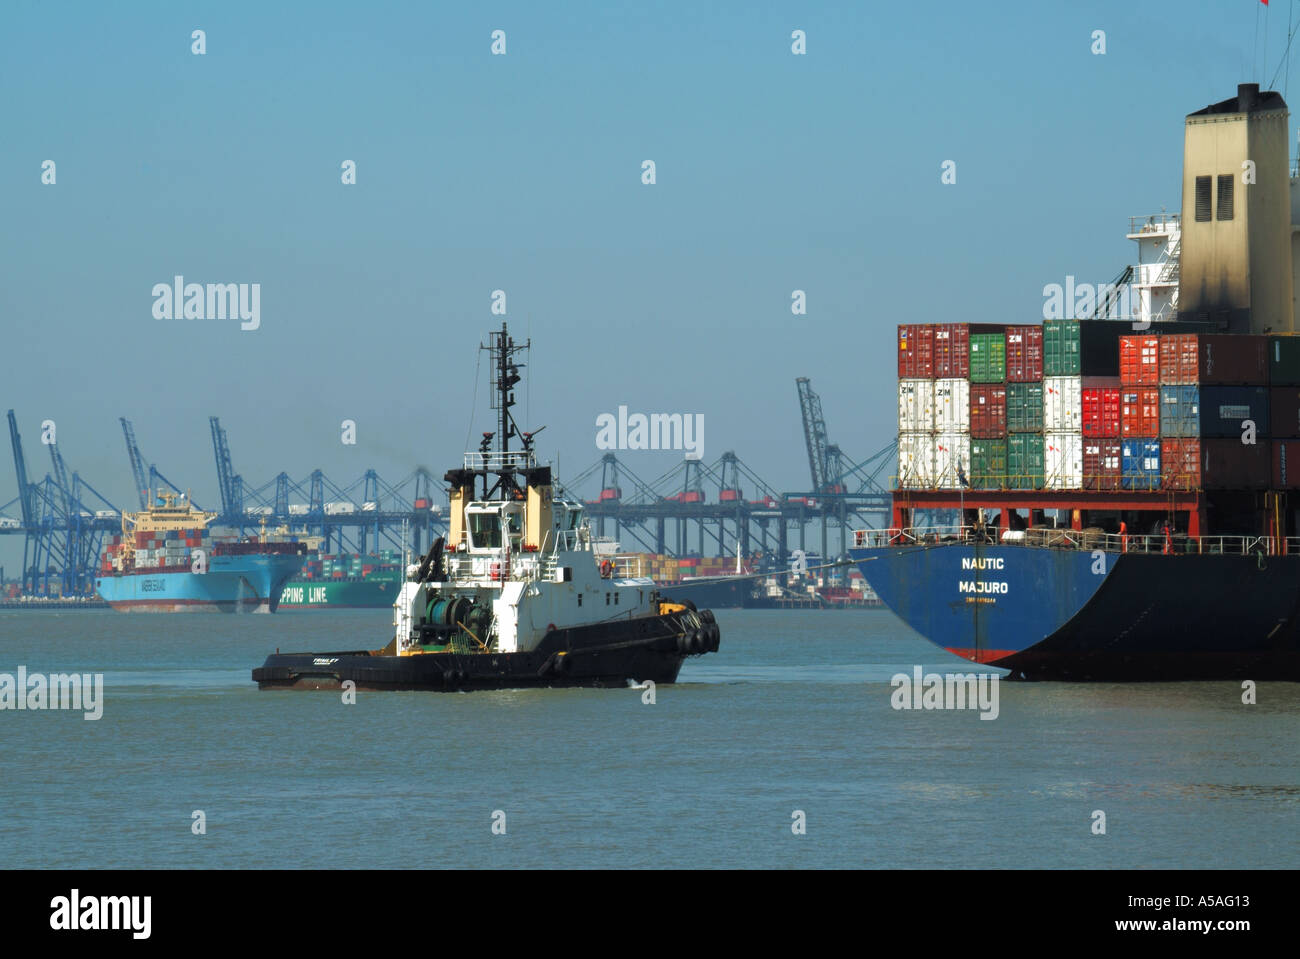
top-left (278, 551), bottom-right (404, 609)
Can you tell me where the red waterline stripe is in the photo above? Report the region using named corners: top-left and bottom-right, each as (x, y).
top-left (944, 647), bottom-right (1017, 664)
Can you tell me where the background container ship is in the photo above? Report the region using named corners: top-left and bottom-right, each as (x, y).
top-left (849, 84), bottom-right (1300, 680)
top-left (278, 551), bottom-right (404, 609)
top-left (95, 491), bottom-right (310, 612)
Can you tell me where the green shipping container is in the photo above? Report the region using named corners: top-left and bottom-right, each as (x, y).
top-left (1007, 433), bottom-right (1045, 489)
top-left (1043, 320), bottom-right (1080, 376)
top-left (1269, 335), bottom-right (1300, 386)
top-left (969, 333), bottom-right (1006, 383)
top-left (970, 439), bottom-right (1007, 489)
top-left (1006, 382), bottom-right (1044, 432)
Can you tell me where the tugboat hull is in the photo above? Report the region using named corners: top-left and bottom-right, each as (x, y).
top-left (253, 610), bottom-right (719, 691)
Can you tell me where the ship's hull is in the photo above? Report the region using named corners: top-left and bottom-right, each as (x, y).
top-left (278, 576), bottom-right (398, 609)
top-left (253, 609), bottom-right (719, 691)
top-left (95, 553), bottom-right (306, 613)
top-left (848, 543), bottom-right (1300, 680)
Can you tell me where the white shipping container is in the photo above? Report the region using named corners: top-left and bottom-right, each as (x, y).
top-left (897, 432), bottom-right (934, 489)
top-left (1044, 376), bottom-right (1082, 432)
top-left (931, 431), bottom-right (971, 489)
top-left (289, 504), bottom-right (309, 515)
top-left (933, 378), bottom-right (970, 433)
top-left (898, 380), bottom-right (935, 434)
top-left (1044, 432), bottom-right (1083, 490)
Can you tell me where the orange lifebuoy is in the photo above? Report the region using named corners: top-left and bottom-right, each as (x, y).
top-left (600, 560), bottom-right (612, 578)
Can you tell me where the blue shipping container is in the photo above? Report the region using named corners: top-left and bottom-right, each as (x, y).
top-left (1159, 385), bottom-right (1199, 438)
top-left (1122, 440), bottom-right (1161, 490)
top-left (1197, 386), bottom-right (1270, 439)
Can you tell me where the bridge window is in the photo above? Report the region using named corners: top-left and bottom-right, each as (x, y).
top-left (468, 512), bottom-right (501, 549)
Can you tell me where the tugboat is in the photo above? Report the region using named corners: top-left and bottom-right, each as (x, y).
top-left (252, 324), bottom-right (721, 691)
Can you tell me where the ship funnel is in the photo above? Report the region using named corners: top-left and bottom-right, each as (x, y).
top-left (1180, 84), bottom-right (1293, 333)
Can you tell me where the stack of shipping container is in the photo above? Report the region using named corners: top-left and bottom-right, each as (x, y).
top-left (896, 321), bottom-right (1296, 494)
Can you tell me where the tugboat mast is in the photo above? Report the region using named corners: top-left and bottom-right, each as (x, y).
top-left (479, 322), bottom-right (531, 500)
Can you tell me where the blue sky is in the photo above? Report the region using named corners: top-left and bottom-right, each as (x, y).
top-left (2, 1), bottom-right (1297, 567)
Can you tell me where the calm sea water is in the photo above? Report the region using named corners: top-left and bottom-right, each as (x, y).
top-left (1, 608), bottom-right (1296, 869)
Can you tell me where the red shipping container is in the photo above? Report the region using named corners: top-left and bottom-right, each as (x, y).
top-left (1160, 438), bottom-right (1200, 491)
top-left (898, 324), bottom-right (935, 378)
top-left (932, 323), bottom-right (970, 378)
top-left (1270, 387), bottom-right (1300, 438)
top-left (1158, 335), bottom-right (1200, 385)
top-left (1081, 388), bottom-right (1121, 438)
top-left (1193, 334), bottom-right (1269, 385)
top-left (1082, 440), bottom-right (1122, 491)
top-left (1119, 336), bottom-right (1160, 386)
top-left (969, 384), bottom-right (1007, 438)
top-left (1273, 440), bottom-right (1300, 489)
top-left (1120, 388), bottom-right (1159, 437)
top-left (1005, 325), bottom-right (1043, 383)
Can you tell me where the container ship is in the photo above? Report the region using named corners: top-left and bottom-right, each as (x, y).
top-left (849, 84), bottom-right (1300, 680)
top-left (96, 491), bottom-right (310, 612)
top-left (278, 552), bottom-right (404, 609)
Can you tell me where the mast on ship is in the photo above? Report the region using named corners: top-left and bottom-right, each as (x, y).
top-left (479, 322), bottom-right (532, 500)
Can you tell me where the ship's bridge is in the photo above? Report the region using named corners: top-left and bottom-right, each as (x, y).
top-left (464, 502), bottom-right (523, 553)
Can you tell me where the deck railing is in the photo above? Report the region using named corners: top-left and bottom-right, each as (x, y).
top-left (853, 526), bottom-right (1282, 556)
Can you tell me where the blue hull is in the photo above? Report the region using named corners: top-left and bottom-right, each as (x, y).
top-left (94, 553), bottom-right (306, 612)
top-left (849, 543), bottom-right (1300, 680)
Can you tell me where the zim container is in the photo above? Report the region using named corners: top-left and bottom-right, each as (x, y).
top-left (897, 379), bottom-right (935, 433)
top-left (933, 378), bottom-right (971, 432)
top-left (1005, 325), bottom-right (1044, 382)
top-left (1006, 382), bottom-right (1044, 432)
top-left (1083, 440), bottom-right (1122, 491)
top-left (969, 333), bottom-right (1006, 383)
top-left (969, 384), bottom-right (1008, 438)
top-left (932, 324), bottom-right (970, 378)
